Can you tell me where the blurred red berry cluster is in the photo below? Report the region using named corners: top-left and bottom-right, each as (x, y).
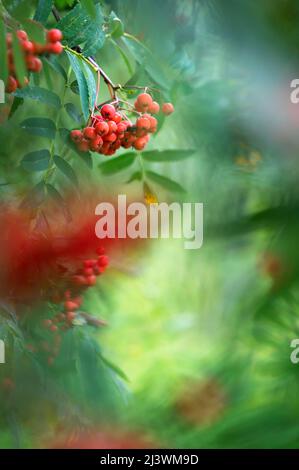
top-left (5, 28), bottom-right (63, 93)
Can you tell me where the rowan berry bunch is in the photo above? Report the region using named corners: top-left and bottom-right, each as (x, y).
top-left (40, 246), bottom-right (109, 365)
top-left (5, 28), bottom-right (63, 93)
top-left (70, 92), bottom-right (175, 156)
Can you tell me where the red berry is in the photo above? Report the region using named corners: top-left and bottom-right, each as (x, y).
top-left (98, 255), bottom-right (109, 268)
top-left (162, 102), bottom-right (174, 115)
top-left (6, 76), bottom-right (17, 93)
top-left (90, 136), bottom-right (103, 151)
top-left (96, 246), bottom-right (105, 255)
top-left (134, 137), bottom-right (147, 151)
top-left (70, 130), bottom-right (83, 142)
top-left (22, 40), bottom-right (34, 54)
top-left (47, 42), bottom-right (63, 55)
top-left (113, 112), bottom-right (122, 124)
top-left (84, 259), bottom-right (98, 268)
top-left (107, 120), bottom-right (118, 133)
top-left (117, 122), bottom-right (128, 134)
top-left (32, 57), bottom-right (43, 73)
top-left (137, 93), bottom-right (153, 110)
top-left (83, 268), bottom-right (94, 277)
top-left (83, 127), bottom-right (96, 140)
top-left (17, 30), bottom-right (28, 41)
top-left (47, 29), bottom-right (63, 43)
top-left (95, 121), bottom-right (109, 136)
top-left (86, 275), bottom-right (97, 286)
top-left (101, 104), bottom-right (116, 120)
top-left (149, 101), bottom-right (160, 114)
top-left (50, 325), bottom-right (58, 332)
top-left (72, 275), bottom-right (87, 286)
top-left (43, 319), bottom-right (52, 328)
top-left (66, 311), bottom-right (76, 322)
top-left (64, 301), bottom-right (79, 311)
top-left (136, 117), bottom-right (151, 131)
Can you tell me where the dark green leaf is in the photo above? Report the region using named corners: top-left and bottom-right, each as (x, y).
top-left (22, 19), bottom-right (45, 43)
top-left (53, 155), bottom-right (79, 186)
top-left (46, 183), bottom-right (72, 222)
top-left (20, 117), bottom-right (56, 138)
top-left (8, 97), bottom-right (24, 119)
top-left (99, 152), bottom-right (137, 175)
top-left (100, 355), bottom-right (129, 382)
top-left (108, 11), bottom-right (124, 39)
top-left (142, 149), bottom-right (195, 162)
top-left (66, 52), bottom-right (90, 121)
top-left (70, 80), bottom-right (80, 95)
top-left (80, 0), bottom-right (96, 18)
top-left (34, 0), bottom-right (53, 25)
top-left (14, 86), bottom-right (61, 108)
top-left (45, 57), bottom-right (67, 82)
top-left (109, 38), bottom-right (133, 75)
top-left (21, 150), bottom-right (50, 172)
top-left (58, 3), bottom-right (105, 55)
top-left (146, 171), bottom-right (186, 193)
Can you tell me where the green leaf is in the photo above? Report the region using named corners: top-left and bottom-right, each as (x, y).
top-left (20, 118), bottom-right (56, 138)
top-left (81, 61), bottom-right (96, 112)
top-left (22, 19), bottom-right (45, 43)
top-left (53, 155), bottom-right (79, 187)
top-left (21, 150), bottom-right (50, 172)
top-left (80, 0), bottom-right (96, 18)
top-left (108, 11), bottom-right (124, 39)
top-left (34, 0), bottom-right (53, 25)
top-left (0, 17), bottom-right (8, 86)
top-left (46, 183), bottom-right (72, 222)
top-left (66, 52), bottom-right (90, 121)
top-left (8, 97), bottom-right (24, 119)
top-left (142, 149), bottom-right (195, 162)
top-left (58, 3), bottom-right (105, 55)
top-left (3, 0), bottom-right (28, 20)
top-left (146, 171), bottom-right (186, 193)
top-left (109, 38), bottom-right (133, 75)
top-left (45, 57), bottom-right (67, 82)
top-left (12, 30), bottom-right (27, 87)
top-left (126, 171), bottom-right (142, 183)
top-left (65, 103), bottom-right (82, 123)
top-left (100, 355), bottom-right (129, 382)
top-left (19, 181), bottom-right (45, 210)
top-left (99, 152), bottom-right (137, 175)
top-left (70, 80), bottom-right (80, 95)
top-left (14, 86), bottom-right (61, 109)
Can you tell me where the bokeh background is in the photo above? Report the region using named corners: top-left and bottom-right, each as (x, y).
top-left (2, 0), bottom-right (299, 449)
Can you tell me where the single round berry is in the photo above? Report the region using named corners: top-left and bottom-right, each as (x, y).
top-left (77, 140), bottom-right (90, 152)
top-left (70, 130), bottom-right (83, 143)
top-left (22, 40), bottom-right (34, 54)
top-left (107, 120), bottom-right (118, 133)
top-left (90, 136), bottom-right (103, 151)
top-left (43, 319), bottom-right (52, 328)
top-left (98, 255), bottom-right (109, 268)
top-left (17, 30), bottom-right (28, 41)
top-left (72, 275), bottom-right (87, 286)
top-left (134, 137), bottom-right (147, 151)
top-left (137, 93), bottom-right (153, 110)
top-left (162, 102), bottom-right (174, 115)
top-left (66, 311), bottom-right (76, 322)
top-left (136, 117), bottom-right (151, 131)
top-left (6, 76), bottom-right (17, 93)
top-left (101, 104), bottom-right (116, 120)
top-left (149, 101), bottom-right (160, 114)
top-left (47, 29), bottom-right (63, 43)
top-left (113, 112), bottom-right (122, 124)
top-left (86, 275), bottom-right (97, 286)
top-left (32, 57), bottom-right (42, 73)
top-left (84, 259), bottom-right (98, 268)
top-left (64, 300), bottom-right (79, 311)
top-left (83, 127), bottom-right (96, 140)
top-left (47, 42), bottom-right (63, 55)
top-left (95, 121), bottom-right (109, 136)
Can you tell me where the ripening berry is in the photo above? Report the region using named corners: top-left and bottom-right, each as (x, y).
top-left (90, 136), bottom-right (103, 151)
top-left (50, 324), bottom-right (58, 332)
top-left (148, 115), bottom-right (157, 133)
top-left (105, 132), bottom-right (117, 143)
top-left (149, 101), bottom-right (160, 114)
top-left (136, 117), bottom-right (151, 131)
top-left (32, 57), bottom-right (42, 73)
top-left (47, 42), bottom-right (63, 55)
top-left (47, 29), bottom-right (63, 43)
top-left (84, 268), bottom-right (94, 277)
top-left (107, 120), bottom-right (118, 133)
top-left (134, 137), bottom-right (147, 151)
top-left (162, 102), bottom-right (174, 115)
top-left (101, 104), bottom-right (116, 120)
top-left (134, 100), bottom-right (143, 112)
top-left (43, 319), bottom-right (52, 328)
top-left (70, 130), bottom-right (83, 142)
top-left (137, 93), bottom-right (153, 110)
top-left (17, 30), bottom-right (28, 41)
top-left (95, 121), bottom-right (109, 136)
top-left (117, 122), bottom-right (128, 134)
top-left (83, 127), bottom-right (96, 140)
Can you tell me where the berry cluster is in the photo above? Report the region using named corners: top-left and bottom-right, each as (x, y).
top-left (41, 246), bottom-right (109, 365)
top-left (5, 28), bottom-right (63, 93)
top-left (70, 92), bottom-right (175, 156)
